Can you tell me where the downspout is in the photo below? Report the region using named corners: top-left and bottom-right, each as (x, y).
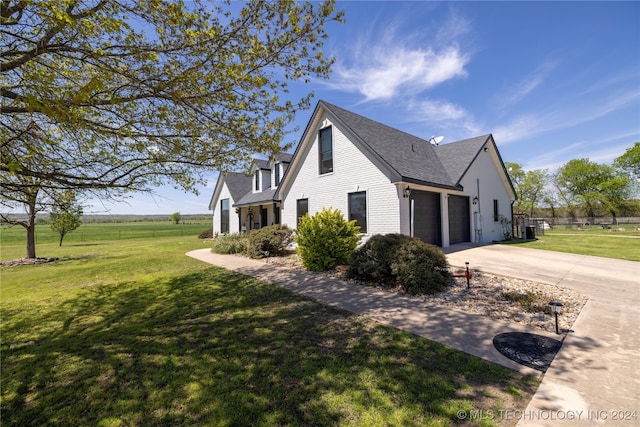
top-left (510, 200), bottom-right (515, 239)
top-left (475, 178), bottom-right (482, 242)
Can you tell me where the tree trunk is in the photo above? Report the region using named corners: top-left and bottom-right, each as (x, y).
top-left (25, 190), bottom-right (38, 259)
top-left (59, 233), bottom-right (64, 247)
top-left (26, 219), bottom-right (37, 259)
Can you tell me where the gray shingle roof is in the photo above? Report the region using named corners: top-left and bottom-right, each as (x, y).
top-left (435, 134), bottom-right (491, 185)
top-left (320, 101), bottom-right (462, 189)
top-left (272, 152), bottom-right (293, 164)
top-left (234, 188), bottom-right (278, 207)
top-left (223, 172), bottom-right (252, 201)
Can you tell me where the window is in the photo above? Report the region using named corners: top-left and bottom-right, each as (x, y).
top-left (254, 170), bottom-right (260, 191)
top-left (274, 163), bottom-right (281, 187)
top-left (220, 198), bottom-right (230, 233)
top-left (319, 126), bottom-right (333, 174)
top-left (493, 199), bottom-right (499, 222)
top-left (348, 191), bottom-right (367, 233)
top-left (296, 198), bottom-right (308, 225)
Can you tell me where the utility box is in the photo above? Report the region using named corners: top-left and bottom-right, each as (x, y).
top-left (525, 226), bottom-right (536, 239)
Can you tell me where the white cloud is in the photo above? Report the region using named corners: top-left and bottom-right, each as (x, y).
top-left (493, 87), bottom-right (639, 146)
top-left (331, 45), bottom-right (469, 101)
top-left (412, 99), bottom-right (467, 122)
top-left (523, 139), bottom-right (634, 172)
top-left (405, 98), bottom-right (482, 140)
top-left (327, 9), bottom-right (472, 103)
top-left (493, 115), bottom-right (542, 144)
top-left (494, 61), bottom-right (558, 110)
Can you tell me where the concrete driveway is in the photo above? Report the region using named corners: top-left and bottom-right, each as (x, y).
top-left (445, 244), bottom-right (640, 426)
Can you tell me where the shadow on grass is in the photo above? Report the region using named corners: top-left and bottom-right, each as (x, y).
top-left (494, 239), bottom-right (538, 245)
top-left (2, 267), bottom-right (537, 426)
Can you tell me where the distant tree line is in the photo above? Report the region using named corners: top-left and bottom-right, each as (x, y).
top-left (507, 143), bottom-right (640, 220)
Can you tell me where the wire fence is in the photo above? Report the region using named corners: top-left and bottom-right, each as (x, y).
top-left (512, 216), bottom-right (640, 237)
top-left (1, 223), bottom-right (211, 245)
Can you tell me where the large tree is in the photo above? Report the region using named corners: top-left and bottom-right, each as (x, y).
top-left (614, 142), bottom-right (640, 178)
top-left (1, 0), bottom-right (343, 258)
top-left (556, 158), bottom-right (630, 219)
top-left (506, 162), bottom-right (548, 216)
top-left (614, 143), bottom-right (640, 198)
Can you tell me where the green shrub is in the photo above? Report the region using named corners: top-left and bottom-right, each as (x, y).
top-left (347, 233), bottom-right (413, 284)
top-left (294, 208), bottom-right (362, 271)
top-left (390, 239), bottom-right (451, 295)
top-left (211, 233), bottom-right (248, 254)
top-left (349, 233), bottom-right (451, 295)
top-left (245, 225), bottom-right (293, 259)
top-left (198, 228), bottom-right (213, 239)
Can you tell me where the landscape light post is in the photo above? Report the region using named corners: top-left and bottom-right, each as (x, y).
top-left (465, 261), bottom-right (471, 289)
top-left (549, 302), bottom-right (563, 334)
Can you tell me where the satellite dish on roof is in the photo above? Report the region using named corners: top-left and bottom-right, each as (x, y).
top-left (429, 136), bottom-right (444, 146)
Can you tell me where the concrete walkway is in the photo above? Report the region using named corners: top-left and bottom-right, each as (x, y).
top-left (186, 248), bottom-right (551, 375)
top-left (187, 245), bottom-right (640, 426)
top-left (445, 244), bottom-right (640, 426)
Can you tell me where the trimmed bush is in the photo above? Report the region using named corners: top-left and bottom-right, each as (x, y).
top-left (349, 233), bottom-right (451, 295)
top-left (198, 228), bottom-right (213, 239)
top-left (294, 208), bottom-right (362, 271)
top-left (211, 233), bottom-right (248, 255)
top-left (347, 233), bottom-right (413, 284)
top-left (390, 239), bottom-right (451, 295)
top-left (245, 225), bottom-right (293, 259)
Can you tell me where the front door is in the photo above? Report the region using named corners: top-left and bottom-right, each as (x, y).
top-left (260, 206), bottom-right (268, 228)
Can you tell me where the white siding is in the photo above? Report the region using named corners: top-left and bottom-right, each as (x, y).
top-left (281, 113), bottom-right (401, 236)
top-left (211, 182), bottom-right (241, 235)
top-left (458, 145), bottom-right (513, 243)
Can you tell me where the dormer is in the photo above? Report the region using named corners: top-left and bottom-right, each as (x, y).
top-left (268, 152), bottom-right (293, 190)
top-left (251, 160), bottom-right (271, 193)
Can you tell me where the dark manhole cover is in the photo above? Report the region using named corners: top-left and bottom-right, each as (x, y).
top-left (493, 332), bottom-right (562, 372)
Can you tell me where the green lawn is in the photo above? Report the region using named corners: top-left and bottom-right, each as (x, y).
top-left (502, 226), bottom-right (640, 262)
top-left (1, 231), bottom-right (539, 426)
top-left (0, 220), bottom-right (211, 247)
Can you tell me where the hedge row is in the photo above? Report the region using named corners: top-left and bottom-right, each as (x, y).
top-left (211, 225), bottom-right (293, 258)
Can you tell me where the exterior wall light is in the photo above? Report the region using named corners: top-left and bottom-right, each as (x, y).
top-left (403, 186), bottom-right (411, 198)
top-left (473, 196), bottom-right (478, 205)
top-left (549, 301), bottom-right (564, 334)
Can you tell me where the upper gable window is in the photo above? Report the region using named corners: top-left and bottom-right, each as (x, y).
top-left (254, 170), bottom-right (260, 191)
top-left (274, 163), bottom-right (281, 187)
top-left (319, 126), bottom-right (333, 174)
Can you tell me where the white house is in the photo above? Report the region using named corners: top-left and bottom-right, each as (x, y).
top-left (210, 100), bottom-right (516, 247)
top-left (209, 153), bottom-right (293, 234)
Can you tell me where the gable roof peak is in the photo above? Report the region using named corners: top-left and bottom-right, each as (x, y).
top-left (316, 100), bottom-right (458, 189)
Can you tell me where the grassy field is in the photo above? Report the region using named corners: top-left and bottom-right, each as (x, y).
top-left (1, 229), bottom-right (539, 426)
top-left (502, 226), bottom-right (640, 262)
top-left (1, 220), bottom-right (211, 248)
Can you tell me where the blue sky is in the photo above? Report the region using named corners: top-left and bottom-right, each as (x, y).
top-left (90, 1), bottom-right (640, 215)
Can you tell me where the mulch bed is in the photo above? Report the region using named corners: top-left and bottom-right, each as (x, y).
top-left (1, 257), bottom-right (59, 267)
